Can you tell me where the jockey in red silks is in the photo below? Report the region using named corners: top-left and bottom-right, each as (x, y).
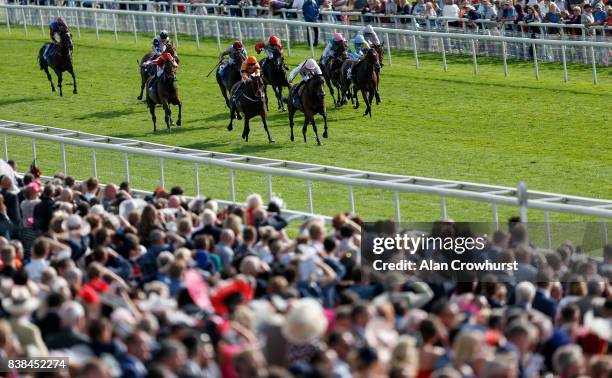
top-left (143, 52), bottom-right (178, 92)
top-left (254, 35), bottom-right (283, 70)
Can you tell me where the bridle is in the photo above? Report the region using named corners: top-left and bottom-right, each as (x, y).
top-left (242, 75), bottom-right (265, 103)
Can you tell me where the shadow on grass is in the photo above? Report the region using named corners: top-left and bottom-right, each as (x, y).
top-left (0, 96), bottom-right (47, 107)
top-left (76, 108), bottom-right (137, 120)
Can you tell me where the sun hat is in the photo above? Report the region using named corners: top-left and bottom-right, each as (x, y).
top-left (119, 198), bottom-right (147, 219)
top-left (184, 269), bottom-right (212, 310)
top-left (62, 214), bottom-right (91, 236)
top-left (281, 298), bottom-right (328, 345)
top-left (2, 286), bottom-right (40, 316)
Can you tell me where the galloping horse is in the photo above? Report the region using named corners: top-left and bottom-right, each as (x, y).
top-left (138, 43), bottom-right (179, 101)
top-left (38, 27), bottom-right (77, 96)
top-left (287, 75), bottom-right (328, 145)
top-left (260, 46), bottom-right (290, 111)
top-left (146, 60), bottom-right (182, 132)
top-left (320, 42), bottom-right (348, 107)
top-left (217, 53), bottom-right (245, 109)
top-left (228, 74), bottom-right (274, 143)
top-left (370, 43), bottom-right (384, 104)
top-left (350, 48), bottom-right (380, 118)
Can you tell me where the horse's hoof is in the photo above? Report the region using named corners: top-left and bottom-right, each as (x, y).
top-left (137, 96), bottom-right (142, 100)
top-left (51, 88), bottom-right (56, 92)
top-left (227, 125), bottom-right (233, 131)
top-left (290, 136), bottom-right (294, 142)
top-left (269, 139), bottom-right (275, 143)
top-left (317, 140), bottom-right (322, 146)
top-left (353, 105), bottom-right (359, 109)
top-left (176, 121), bottom-right (182, 127)
top-left (323, 132), bottom-right (328, 139)
top-left (73, 89), bottom-right (78, 94)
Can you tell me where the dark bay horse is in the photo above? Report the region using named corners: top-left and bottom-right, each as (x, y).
top-left (38, 28), bottom-right (77, 96)
top-left (320, 43), bottom-right (348, 107)
top-left (217, 53), bottom-right (245, 109)
top-left (260, 46), bottom-right (290, 112)
top-left (138, 44), bottom-right (179, 101)
top-left (350, 48), bottom-right (380, 118)
top-left (288, 75), bottom-right (328, 145)
top-left (228, 74), bottom-right (274, 143)
top-left (146, 61), bottom-right (182, 132)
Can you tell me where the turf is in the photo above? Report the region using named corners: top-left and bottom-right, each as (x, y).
top-left (0, 27), bottom-right (610, 230)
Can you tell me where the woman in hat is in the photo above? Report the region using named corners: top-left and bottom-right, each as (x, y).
top-left (2, 286), bottom-right (48, 357)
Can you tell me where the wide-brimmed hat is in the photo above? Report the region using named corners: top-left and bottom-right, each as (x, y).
top-left (281, 298), bottom-right (328, 345)
top-left (61, 214), bottom-right (91, 236)
top-left (211, 278), bottom-right (254, 315)
top-left (184, 269), bottom-right (212, 310)
top-left (2, 286), bottom-right (40, 316)
top-left (119, 198), bottom-right (147, 219)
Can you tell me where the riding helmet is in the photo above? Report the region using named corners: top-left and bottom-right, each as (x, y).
top-left (246, 56), bottom-right (258, 65)
top-left (304, 59), bottom-right (318, 70)
top-left (353, 35), bottom-right (366, 45)
top-left (160, 30), bottom-right (169, 40)
top-left (233, 41), bottom-right (243, 50)
top-left (57, 17), bottom-right (66, 24)
top-left (269, 36), bottom-right (281, 48)
top-left (333, 33), bottom-right (345, 43)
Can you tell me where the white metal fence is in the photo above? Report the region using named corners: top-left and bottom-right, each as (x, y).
top-left (0, 121), bottom-right (610, 247)
top-left (2, 3), bottom-right (612, 82)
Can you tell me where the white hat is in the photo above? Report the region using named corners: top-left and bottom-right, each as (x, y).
top-left (2, 286), bottom-right (40, 316)
top-left (281, 298), bottom-right (328, 344)
top-left (119, 198), bottom-right (147, 219)
top-left (304, 59), bottom-right (318, 71)
top-left (61, 214), bottom-right (91, 236)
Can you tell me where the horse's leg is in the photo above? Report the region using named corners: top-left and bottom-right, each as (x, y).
top-left (302, 115), bottom-right (309, 143)
top-left (353, 86), bottom-right (360, 109)
top-left (69, 67), bottom-right (78, 94)
top-left (56, 70), bottom-right (63, 97)
top-left (148, 103), bottom-right (157, 132)
top-left (325, 77), bottom-right (336, 106)
top-left (367, 90), bottom-right (375, 118)
top-left (312, 117), bottom-right (321, 146)
top-left (375, 71), bottom-right (381, 104)
top-left (275, 86), bottom-right (284, 112)
top-left (176, 100), bottom-right (182, 127)
top-left (264, 85), bottom-right (269, 112)
top-left (262, 114), bottom-right (274, 143)
top-left (138, 70), bottom-right (145, 100)
top-left (219, 83), bottom-right (230, 109)
top-left (288, 107), bottom-right (296, 142)
top-left (228, 105), bottom-right (235, 131)
top-left (241, 117), bottom-right (250, 142)
top-left (322, 112), bottom-right (329, 139)
top-left (362, 90), bottom-right (371, 117)
top-left (162, 100), bottom-right (172, 129)
top-left (43, 66), bottom-right (56, 93)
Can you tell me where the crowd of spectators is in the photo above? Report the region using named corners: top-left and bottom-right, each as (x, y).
top-left (0, 159), bottom-right (610, 378)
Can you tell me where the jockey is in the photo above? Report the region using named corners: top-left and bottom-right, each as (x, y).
top-left (254, 35), bottom-right (283, 70)
top-left (348, 35), bottom-right (371, 61)
top-left (219, 41), bottom-right (248, 74)
top-left (151, 30), bottom-right (171, 58)
top-left (143, 52), bottom-right (177, 92)
top-left (320, 33), bottom-right (347, 67)
top-left (240, 56), bottom-right (261, 81)
top-left (49, 17), bottom-right (69, 44)
top-left (358, 24), bottom-right (381, 46)
top-left (288, 59), bottom-right (322, 107)
top-left (44, 17), bottom-right (69, 64)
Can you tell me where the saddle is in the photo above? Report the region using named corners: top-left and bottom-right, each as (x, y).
top-left (229, 80), bottom-right (245, 109)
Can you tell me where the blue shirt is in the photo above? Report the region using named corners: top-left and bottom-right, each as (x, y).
top-left (594, 10), bottom-right (606, 22)
top-left (302, 0), bottom-right (320, 22)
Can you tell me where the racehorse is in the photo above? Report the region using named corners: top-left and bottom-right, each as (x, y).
top-left (228, 74), bottom-right (274, 143)
top-left (370, 42), bottom-right (384, 104)
top-left (350, 48), bottom-right (380, 118)
top-left (287, 75), bottom-right (328, 145)
top-left (146, 60), bottom-right (182, 132)
top-left (38, 27), bottom-right (77, 96)
top-left (216, 52), bottom-right (246, 109)
top-left (320, 42), bottom-right (348, 107)
top-left (260, 46), bottom-right (290, 112)
top-left (137, 43), bottom-right (179, 101)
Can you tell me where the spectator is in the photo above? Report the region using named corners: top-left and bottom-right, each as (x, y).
top-left (303, 0), bottom-right (321, 46)
top-left (2, 286), bottom-right (48, 357)
top-left (0, 175), bottom-right (21, 226)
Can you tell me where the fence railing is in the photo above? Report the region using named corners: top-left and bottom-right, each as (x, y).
top-left (2, 3), bottom-right (612, 83)
top-left (0, 120), bottom-right (610, 247)
top-left (12, 0), bottom-right (612, 39)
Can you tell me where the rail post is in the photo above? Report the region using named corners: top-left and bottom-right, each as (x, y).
top-left (544, 211), bottom-right (552, 249)
top-left (21, 8), bottom-right (28, 36)
top-left (94, 12), bottom-right (99, 40)
top-left (441, 196), bottom-right (447, 219)
top-left (194, 19), bottom-right (199, 48)
top-left (491, 203), bottom-right (499, 230)
top-left (501, 41), bottom-right (508, 77)
top-left (172, 17), bottom-right (179, 47)
top-left (470, 39), bottom-right (478, 75)
top-left (267, 175), bottom-right (273, 203)
top-left (215, 20), bottom-right (221, 51)
top-left (5, 8), bottom-right (11, 34)
top-left (60, 143), bottom-right (67, 174)
top-left (159, 158), bottom-right (165, 188)
top-left (75, 9), bottom-right (81, 38)
top-left (229, 169), bottom-right (236, 203)
top-left (194, 163), bottom-right (200, 196)
top-left (561, 44), bottom-right (568, 83)
top-left (394, 191), bottom-right (401, 223)
top-left (590, 46), bottom-right (597, 85)
top-left (92, 149), bottom-right (97, 177)
top-left (306, 179), bottom-right (313, 214)
top-left (348, 185), bottom-right (355, 214)
top-left (3, 136), bottom-right (7, 162)
top-left (518, 182), bottom-right (528, 223)
top-left (440, 37), bottom-right (447, 72)
top-left (132, 14), bottom-right (138, 42)
top-left (533, 43), bottom-right (539, 80)
top-left (412, 35), bottom-right (419, 69)
top-left (384, 32), bottom-right (392, 66)
top-left (112, 13), bottom-right (118, 42)
top-left (152, 14), bottom-right (156, 37)
top-left (124, 153), bottom-right (129, 183)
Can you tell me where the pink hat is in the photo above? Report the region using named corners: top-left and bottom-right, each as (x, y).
top-left (333, 33), bottom-right (345, 42)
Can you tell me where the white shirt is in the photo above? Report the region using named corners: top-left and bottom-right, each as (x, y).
top-left (442, 4), bottom-right (460, 17)
top-left (25, 258), bottom-right (49, 282)
top-left (292, 0), bottom-right (304, 9)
